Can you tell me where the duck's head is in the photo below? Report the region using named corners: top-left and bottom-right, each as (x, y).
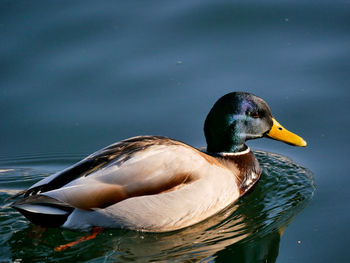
top-left (204, 92), bottom-right (307, 153)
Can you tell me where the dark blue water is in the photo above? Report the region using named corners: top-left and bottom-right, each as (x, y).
top-left (1, 0), bottom-right (349, 262)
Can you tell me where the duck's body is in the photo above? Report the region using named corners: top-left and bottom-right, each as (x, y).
top-left (12, 136), bottom-right (260, 231)
top-left (10, 92), bottom-right (306, 231)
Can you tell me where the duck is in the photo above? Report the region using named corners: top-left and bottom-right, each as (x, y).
top-left (9, 92), bottom-right (307, 232)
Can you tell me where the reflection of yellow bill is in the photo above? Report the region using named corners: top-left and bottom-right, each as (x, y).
top-left (266, 118), bottom-right (307, 147)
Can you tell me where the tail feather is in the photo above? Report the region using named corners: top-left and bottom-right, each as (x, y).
top-left (4, 189), bottom-right (27, 202)
top-left (11, 195), bottom-right (74, 227)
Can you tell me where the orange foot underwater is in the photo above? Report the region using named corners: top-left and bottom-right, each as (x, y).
top-left (54, 227), bottom-right (103, 252)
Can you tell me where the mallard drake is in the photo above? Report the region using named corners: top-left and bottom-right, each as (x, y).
top-left (10, 92), bottom-right (306, 232)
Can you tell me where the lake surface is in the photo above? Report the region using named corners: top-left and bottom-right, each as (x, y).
top-left (1, 0), bottom-right (349, 262)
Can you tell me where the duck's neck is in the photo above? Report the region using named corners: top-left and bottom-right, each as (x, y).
top-left (207, 142), bottom-right (247, 154)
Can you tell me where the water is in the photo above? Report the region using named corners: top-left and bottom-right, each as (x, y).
top-left (0, 0), bottom-right (349, 262)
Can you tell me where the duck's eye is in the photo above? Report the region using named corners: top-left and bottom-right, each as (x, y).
top-left (247, 111), bottom-right (259, 118)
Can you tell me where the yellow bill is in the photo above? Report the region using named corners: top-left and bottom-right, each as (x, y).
top-left (266, 118), bottom-right (307, 147)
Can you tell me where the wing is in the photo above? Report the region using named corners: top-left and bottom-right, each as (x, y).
top-left (13, 136), bottom-right (178, 198)
top-left (42, 141), bottom-right (207, 210)
top-left (11, 136), bottom-right (216, 210)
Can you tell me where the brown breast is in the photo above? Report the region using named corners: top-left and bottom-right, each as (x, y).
top-left (211, 150), bottom-right (262, 196)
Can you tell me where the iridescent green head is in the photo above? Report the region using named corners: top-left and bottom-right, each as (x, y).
top-left (204, 92), bottom-right (307, 153)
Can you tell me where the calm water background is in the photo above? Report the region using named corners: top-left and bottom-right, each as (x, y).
top-left (0, 0), bottom-right (349, 262)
